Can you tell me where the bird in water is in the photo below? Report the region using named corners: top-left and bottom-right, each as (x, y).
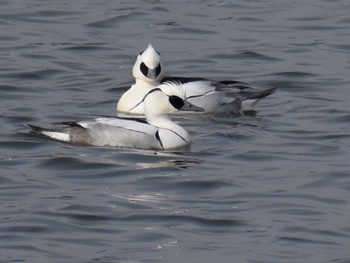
top-left (29, 88), bottom-right (203, 150)
top-left (117, 44), bottom-right (276, 115)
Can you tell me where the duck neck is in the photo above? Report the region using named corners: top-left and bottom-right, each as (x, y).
top-left (135, 78), bottom-right (160, 88)
top-left (147, 114), bottom-right (173, 128)
top-left (148, 115), bottom-right (189, 141)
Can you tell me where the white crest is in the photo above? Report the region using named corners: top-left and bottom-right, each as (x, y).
top-left (141, 44), bottom-right (160, 69)
top-left (158, 81), bottom-right (186, 99)
top-left (132, 44), bottom-right (164, 83)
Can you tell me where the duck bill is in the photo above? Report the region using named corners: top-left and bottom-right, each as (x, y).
top-left (147, 69), bottom-right (157, 79)
top-left (181, 100), bottom-right (205, 112)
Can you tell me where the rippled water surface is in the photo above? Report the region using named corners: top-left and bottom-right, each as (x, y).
top-left (1, 0), bottom-right (350, 262)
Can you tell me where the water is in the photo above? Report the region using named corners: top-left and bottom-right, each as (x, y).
top-left (1, 0), bottom-right (350, 262)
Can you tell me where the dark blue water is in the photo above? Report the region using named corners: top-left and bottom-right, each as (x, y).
top-left (1, 0), bottom-right (350, 262)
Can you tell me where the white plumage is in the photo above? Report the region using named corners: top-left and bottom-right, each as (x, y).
top-left (29, 88), bottom-right (203, 150)
top-left (117, 44), bottom-right (276, 115)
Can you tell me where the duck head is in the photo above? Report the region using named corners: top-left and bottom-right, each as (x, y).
top-left (133, 44), bottom-right (165, 85)
top-left (143, 88), bottom-right (204, 120)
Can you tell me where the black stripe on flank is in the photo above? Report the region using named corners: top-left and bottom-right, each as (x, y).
top-left (55, 119), bottom-right (151, 135)
top-left (161, 76), bottom-right (208, 84)
top-left (129, 88), bottom-right (161, 111)
top-left (172, 131), bottom-right (189, 145)
top-left (155, 129), bottom-right (189, 149)
top-left (186, 89), bottom-right (213, 100)
top-left (165, 128), bottom-right (190, 144)
top-left (155, 130), bottom-right (164, 149)
top-left (116, 117), bottom-right (147, 124)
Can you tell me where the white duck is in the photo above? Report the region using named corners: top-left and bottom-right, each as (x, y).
top-left (117, 44), bottom-right (276, 115)
top-left (29, 88), bottom-right (203, 150)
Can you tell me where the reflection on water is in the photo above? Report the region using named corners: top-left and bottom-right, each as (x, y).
top-left (1, 0), bottom-right (350, 262)
top-left (111, 193), bottom-right (167, 204)
top-left (135, 151), bottom-right (204, 169)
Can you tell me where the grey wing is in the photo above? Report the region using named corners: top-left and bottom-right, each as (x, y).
top-left (215, 81), bottom-right (276, 100)
top-left (181, 81), bottom-right (241, 111)
top-left (75, 118), bottom-right (162, 149)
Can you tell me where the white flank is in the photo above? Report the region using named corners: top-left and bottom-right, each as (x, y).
top-left (42, 131), bottom-right (70, 142)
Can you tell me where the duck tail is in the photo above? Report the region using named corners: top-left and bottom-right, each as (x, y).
top-left (240, 86), bottom-right (276, 111)
top-left (28, 124), bottom-right (70, 142)
top-left (28, 124), bottom-right (47, 135)
top-left (241, 86), bottom-right (277, 100)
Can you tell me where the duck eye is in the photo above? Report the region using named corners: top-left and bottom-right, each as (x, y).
top-left (140, 62), bottom-right (148, 77)
top-left (156, 64), bottom-right (162, 76)
top-left (169, 95), bottom-right (184, 110)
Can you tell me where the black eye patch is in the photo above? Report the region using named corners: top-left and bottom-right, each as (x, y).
top-left (140, 62), bottom-right (149, 77)
top-left (156, 64), bottom-right (161, 76)
top-left (169, 95), bottom-right (185, 110)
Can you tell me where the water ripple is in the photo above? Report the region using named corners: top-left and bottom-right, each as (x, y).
top-left (1, 0), bottom-right (350, 262)
top-left (86, 12), bottom-right (147, 28)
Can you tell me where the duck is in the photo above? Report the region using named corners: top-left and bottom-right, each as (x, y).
top-left (116, 44), bottom-right (276, 115)
top-left (29, 87), bottom-right (204, 150)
